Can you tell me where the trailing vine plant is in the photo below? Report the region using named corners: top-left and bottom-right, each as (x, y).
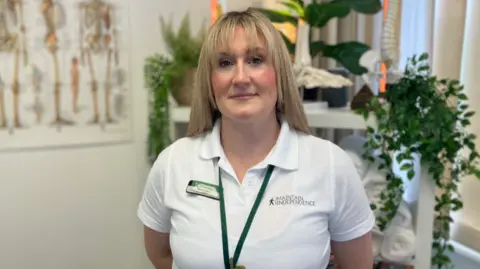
top-left (144, 54), bottom-right (173, 164)
top-left (356, 53), bottom-right (480, 268)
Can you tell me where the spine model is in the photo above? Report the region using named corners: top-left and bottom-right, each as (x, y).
top-left (380, 0), bottom-right (400, 69)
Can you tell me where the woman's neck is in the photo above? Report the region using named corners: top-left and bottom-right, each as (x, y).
top-left (220, 114), bottom-right (280, 171)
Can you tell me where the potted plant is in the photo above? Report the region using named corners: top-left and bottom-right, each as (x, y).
top-left (252, 0), bottom-right (382, 75)
top-left (356, 53), bottom-right (480, 268)
top-left (160, 14), bottom-right (206, 106)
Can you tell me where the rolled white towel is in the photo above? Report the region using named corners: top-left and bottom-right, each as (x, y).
top-left (363, 166), bottom-right (388, 200)
top-left (380, 226), bottom-right (416, 264)
top-left (389, 200), bottom-right (413, 229)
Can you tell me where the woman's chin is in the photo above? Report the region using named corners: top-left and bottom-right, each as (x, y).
top-left (224, 110), bottom-right (261, 122)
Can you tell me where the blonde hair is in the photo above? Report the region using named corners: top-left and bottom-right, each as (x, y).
top-left (187, 8), bottom-right (311, 136)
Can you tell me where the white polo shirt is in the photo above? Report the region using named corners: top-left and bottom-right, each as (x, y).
top-left (138, 120), bottom-right (375, 269)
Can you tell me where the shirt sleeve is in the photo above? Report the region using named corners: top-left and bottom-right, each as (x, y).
top-left (137, 146), bottom-right (173, 233)
top-left (328, 143), bottom-right (375, 242)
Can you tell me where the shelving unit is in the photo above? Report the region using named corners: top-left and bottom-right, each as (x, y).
top-left (170, 105), bottom-right (435, 269)
top-left (170, 105), bottom-right (375, 129)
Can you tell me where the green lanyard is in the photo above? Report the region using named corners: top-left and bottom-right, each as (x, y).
top-left (218, 165), bottom-right (275, 269)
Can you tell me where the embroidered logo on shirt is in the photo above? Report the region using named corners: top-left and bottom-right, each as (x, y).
top-left (268, 195), bottom-right (315, 206)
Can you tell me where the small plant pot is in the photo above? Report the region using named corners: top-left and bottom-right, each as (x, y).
top-left (320, 68), bottom-right (350, 108)
top-left (321, 87), bottom-right (348, 108)
top-left (299, 87), bottom-right (319, 101)
top-left (172, 67), bottom-right (196, 106)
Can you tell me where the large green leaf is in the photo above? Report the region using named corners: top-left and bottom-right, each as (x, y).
top-left (304, 2), bottom-right (350, 28)
top-left (252, 8), bottom-right (298, 25)
top-left (332, 0), bottom-right (382, 14)
top-left (309, 41), bottom-right (326, 57)
top-left (280, 31), bottom-right (296, 55)
top-left (321, 41), bottom-right (371, 75)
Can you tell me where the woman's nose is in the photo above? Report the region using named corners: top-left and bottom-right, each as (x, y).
top-left (232, 61), bottom-right (249, 85)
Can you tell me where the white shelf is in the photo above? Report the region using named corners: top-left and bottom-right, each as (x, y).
top-left (171, 105), bottom-right (375, 130)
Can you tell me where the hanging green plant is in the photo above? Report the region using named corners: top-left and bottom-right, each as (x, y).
top-left (356, 53), bottom-right (480, 268)
top-left (144, 54), bottom-right (173, 164)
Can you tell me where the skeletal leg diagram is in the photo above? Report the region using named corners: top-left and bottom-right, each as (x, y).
top-left (0, 0), bottom-right (28, 130)
top-left (41, 0), bottom-right (73, 126)
top-left (71, 57), bottom-right (79, 113)
top-left (79, 0), bottom-right (118, 125)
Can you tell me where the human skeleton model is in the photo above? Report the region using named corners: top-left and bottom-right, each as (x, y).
top-left (0, 0), bottom-right (28, 129)
top-left (293, 63), bottom-right (353, 89)
top-left (78, 0), bottom-right (118, 124)
top-left (359, 0), bottom-right (402, 93)
top-left (41, 0), bottom-right (73, 126)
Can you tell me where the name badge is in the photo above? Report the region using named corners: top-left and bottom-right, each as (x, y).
top-left (186, 180), bottom-right (220, 200)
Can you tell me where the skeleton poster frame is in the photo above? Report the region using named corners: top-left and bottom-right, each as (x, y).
top-left (0, 0), bottom-right (132, 150)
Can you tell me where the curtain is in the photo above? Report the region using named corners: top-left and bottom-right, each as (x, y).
top-left (400, 0), bottom-right (480, 251)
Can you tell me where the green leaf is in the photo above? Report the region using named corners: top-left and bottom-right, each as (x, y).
top-left (464, 111), bottom-right (475, 118)
top-left (418, 52), bottom-right (429, 61)
top-left (280, 0), bottom-right (305, 18)
top-left (473, 168), bottom-right (480, 179)
top-left (407, 169), bottom-right (415, 180)
top-left (252, 8), bottom-right (299, 25)
top-left (451, 199), bottom-right (463, 211)
top-left (304, 2), bottom-right (350, 28)
top-left (363, 110), bottom-right (369, 120)
top-left (354, 108), bottom-right (363, 115)
top-left (400, 163), bottom-right (413, 171)
top-left (418, 65), bottom-right (429, 72)
top-left (321, 41), bottom-right (370, 75)
top-left (459, 104), bottom-right (469, 110)
top-left (310, 41), bottom-right (327, 58)
top-left (332, 0), bottom-right (382, 14)
top-left (280, 31), bottom-right (295, 54)
top-left (457, 93), bottom-right (468, 100)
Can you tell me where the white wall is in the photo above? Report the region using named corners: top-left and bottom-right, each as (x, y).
top-left (0, 1), bottom-right (209, 269)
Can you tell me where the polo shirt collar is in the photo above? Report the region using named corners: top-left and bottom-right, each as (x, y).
top-left (199, 119), bottom-right (299, 170)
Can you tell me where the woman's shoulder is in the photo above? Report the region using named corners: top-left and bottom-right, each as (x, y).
top-left (298, 133), bottom-right (347, 156)
top-left (297, 133), bottom-right (355, 170)
top-left (150, 135), bottom-right (207, 169)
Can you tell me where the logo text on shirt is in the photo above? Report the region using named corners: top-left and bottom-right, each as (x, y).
top-left (268, 195), bottom-right (315, 206)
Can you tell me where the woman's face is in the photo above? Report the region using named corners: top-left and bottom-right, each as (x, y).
top-left (211, 27), bottom-right (277, 123)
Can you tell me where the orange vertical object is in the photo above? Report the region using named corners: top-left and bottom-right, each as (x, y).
top-left (210, 0), bottom-right (217, 25)
top-left (380, 0), bottom-right (388, 93)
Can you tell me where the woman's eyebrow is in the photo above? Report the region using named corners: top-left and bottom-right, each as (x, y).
top-left (216, 47), bottom-right (267, 56)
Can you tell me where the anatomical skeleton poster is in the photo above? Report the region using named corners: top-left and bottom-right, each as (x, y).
top-left (0, 0), bottom-right (132, 150)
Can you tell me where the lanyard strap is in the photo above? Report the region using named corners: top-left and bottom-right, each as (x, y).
top-left (219, 165), bottom-right (275, 269)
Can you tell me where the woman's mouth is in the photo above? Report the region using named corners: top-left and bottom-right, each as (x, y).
top-left (230, 93), bottom-right (258, 99)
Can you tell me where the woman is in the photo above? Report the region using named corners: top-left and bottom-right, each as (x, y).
top-left (138, 8), bottom-right (374, 269)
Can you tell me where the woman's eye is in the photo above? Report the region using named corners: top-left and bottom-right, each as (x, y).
top-left (219, 60), bottom-right (232, 68)
top-left (250, 56), bottom-right (264, 65)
